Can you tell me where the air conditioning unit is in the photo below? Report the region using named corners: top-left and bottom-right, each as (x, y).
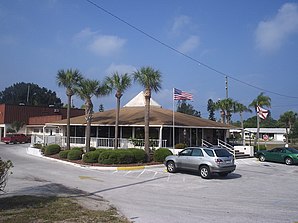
top-left (54, 109), bottom-right (60, 113)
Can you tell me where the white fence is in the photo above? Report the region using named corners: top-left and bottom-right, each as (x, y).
top-left (31, 135), bottom-right (167, 149)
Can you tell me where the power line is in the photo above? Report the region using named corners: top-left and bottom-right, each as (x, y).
top-left (85, 0), bottom-right (298, 99)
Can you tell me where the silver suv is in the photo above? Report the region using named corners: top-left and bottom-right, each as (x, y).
top-left (164, 147), bottom-right (236, 179)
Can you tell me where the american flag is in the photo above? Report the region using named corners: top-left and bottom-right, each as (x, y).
top-left (257, 105), bottom-right (269, 120)
top-left (173, 88), bottom-right (193, 100)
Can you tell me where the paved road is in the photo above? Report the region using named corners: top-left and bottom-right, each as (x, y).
top-left (1, 144), bottom-right (298, 223)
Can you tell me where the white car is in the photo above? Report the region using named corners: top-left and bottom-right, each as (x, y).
top-left (164, 147), bottom-right (236, 179)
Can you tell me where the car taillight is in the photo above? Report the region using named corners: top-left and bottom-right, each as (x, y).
top-left (215, 158), bottom-right (223, 164)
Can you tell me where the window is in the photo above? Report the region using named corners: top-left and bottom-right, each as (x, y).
top-left (214, 149), bottom-right (232, 157)
top-left (204, 149), bottom-right (215, 157)
top-left (192, 148), bottom-right (203, 156)
top-left (179, 149), bottom-right (192, 156)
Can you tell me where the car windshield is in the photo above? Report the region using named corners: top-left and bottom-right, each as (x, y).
top-left (286, 148), bottom-right (298, 154)
top-left (214, 149), bottom-right (232, 157)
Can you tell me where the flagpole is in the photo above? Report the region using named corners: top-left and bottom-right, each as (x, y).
top-left (257, 105), bottom-right (260, 151)
top-left (172, 88), bottom-right (175, 154)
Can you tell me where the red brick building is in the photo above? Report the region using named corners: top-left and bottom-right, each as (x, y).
top-left (0, 104), bottom-right (84, 138)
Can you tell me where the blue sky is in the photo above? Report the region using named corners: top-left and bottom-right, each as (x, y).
top-left (1, 0), bottom-right (298, 121)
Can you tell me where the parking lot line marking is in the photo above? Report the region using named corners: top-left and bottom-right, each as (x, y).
top-left (136, 169), bottom-right (146, 178)
top-left (152, 172), bottom-right (158, 178)
top-left (124, 171), bottom-right (131, 176)
top-left (167, 174), bottom-right (171, 182)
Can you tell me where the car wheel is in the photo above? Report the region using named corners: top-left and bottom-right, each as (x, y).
top-left (285, 157), bottom-right (293, 165)
top-left (166, 161), bottom-right (176, 173)
top-left (218, 172), bottom-right (229, 177)
top-left (259, 155), bottom-right (266, 162)
top-left (199, 165), bottom-right (211, 179)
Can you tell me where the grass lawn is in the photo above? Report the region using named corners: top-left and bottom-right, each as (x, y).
top-left (0, 195), bottom-right (130, 223)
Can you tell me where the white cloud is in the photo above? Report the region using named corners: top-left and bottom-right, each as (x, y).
top-left (178, 35), bottom-right (200, 53)
top-left (73, 28), bottom-right (126, 57)
top-left (105, 63), bottom-right (137, 75)
top-left (73, 27), bottom-right (97, 41)
top-left (255, 3), bottom-right (298, 52)
top-left (88, 35), bottom-right (126, 56)
top-left (171, 15), bottom-right (191, 34)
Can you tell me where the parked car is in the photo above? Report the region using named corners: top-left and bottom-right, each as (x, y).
top-left (1, 133), bottom-right (31, 144)
top-left (256, 147), bottom-right (298, 165)
top-left (164, 147), bottom-right (236, 179)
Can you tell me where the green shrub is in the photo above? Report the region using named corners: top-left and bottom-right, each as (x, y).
top-left (128, 148), bottom-right (146, 163)
top-left (59, 150), bottom-right (70, 159)
top-left (67, 150), bottom-right (83, 160)
top-left (83, 149), bottom-right (106, 163)
top-left (44, 144), bottom-right (61, 155)
top-left (254, 145), bottom-right (267, 153)
top-left (175, 143), bottom-right (187, 149)
top-left (89, 147), bottom-right (96, 151)
top-left (153, 148), bottom-right (173, 162)
top-left (71, 147), bottom-right (84, 152)
top-left (98, 149), bottom-right (135, 164)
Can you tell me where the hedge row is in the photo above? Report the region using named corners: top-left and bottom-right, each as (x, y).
top-left (42, 144), bottom-right (173, 164)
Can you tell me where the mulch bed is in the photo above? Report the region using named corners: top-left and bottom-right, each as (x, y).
top-left (47, 154), bottom-right (162, 167)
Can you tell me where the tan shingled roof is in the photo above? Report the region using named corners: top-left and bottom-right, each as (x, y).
top-left (49, 106), bottom-right (233, 129)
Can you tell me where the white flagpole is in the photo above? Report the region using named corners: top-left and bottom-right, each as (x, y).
top-left (256, 105), bottom-right (260, 151)
top-left (172, 88), bottom-right (175, 154)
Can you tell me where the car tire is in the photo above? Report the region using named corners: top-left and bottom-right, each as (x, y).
top-left (259, 155), bottom-right (266, 162)
top-left (199, 165), bottom-right (211, 179)
top-left (285, 157), bottom-right (293, 165)
top-left (166, 161), bottom-right (176, 173)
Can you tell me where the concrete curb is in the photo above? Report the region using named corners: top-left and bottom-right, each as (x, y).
top-left (26, 147), bottom-right (164, 171)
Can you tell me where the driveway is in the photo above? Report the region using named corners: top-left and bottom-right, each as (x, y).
top-left (1, 144), bottom-right (298, 223)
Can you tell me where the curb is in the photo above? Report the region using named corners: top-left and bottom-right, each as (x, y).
top-left (26, 147), bottom-right (164, 171)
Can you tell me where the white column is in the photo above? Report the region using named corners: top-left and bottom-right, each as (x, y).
top-left (158, 126), bottom-right (163, 148)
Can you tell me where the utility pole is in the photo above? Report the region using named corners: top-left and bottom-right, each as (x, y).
top-left (225, 76), bottom-right (228, 98)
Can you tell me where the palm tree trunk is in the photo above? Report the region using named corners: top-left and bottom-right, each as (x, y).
top-left (66, 95), bottom-right (71, 150)
top-left (285, 127), bottom-right (289, 145)
top-left (85, 100), bottom-right (93, 153)
top-left (144, 95), bottom-right (150, 161)
top-left (85, 119), bottom-right (91, 152)
top-left (114, 97), bottom-right (120, 149)
top-left (240, 112), bottom-right (245, 146)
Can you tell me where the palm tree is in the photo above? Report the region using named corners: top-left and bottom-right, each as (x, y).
top-left (105, 72), bottom-right (132, 149)
top-left (214, 98), bottom-right (235, 124)
top-left (133, 66), bottom-right (162, 160)
top-left (56, 69), bottom-right (83, 150)
top-left (233, 102), bottom-right (252, 145)
top-left (249, 92), bottom-right (271, 146)
top-left (279, 111), bottom-right (297, 144)
top-left (75, 78), bottom-right (110, 152)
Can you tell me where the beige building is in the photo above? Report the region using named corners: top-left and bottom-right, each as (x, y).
top-left (45, 92), bottom-right (234, 149)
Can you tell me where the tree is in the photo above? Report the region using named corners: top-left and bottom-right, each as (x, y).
top-left (0, 82), bottom-right (62, 107)
top-left (57, 69), bottom-right (83, 150)
top-left (0, 158), bottom-right (13, 192)
top-left (233, 102), bottom-right (252, 145)
top-left (11, 120), bottom-right (26, 133)
top-left (279, 111), bottom-right (297, 144)
top-left (75, 78), bottom-right (110, 152)
top-left (177, 100), bottom-right (200, 117)
top-left (214, 98), bottom-right (235, 124)
top-left (105, 72), bottom-right (131, 149)
top-left (133, 66), bottom-right (162, 160)
top-left (207, 99), bottom-right (216, 121)
top-left (249, 92), bottom-right (271, 145)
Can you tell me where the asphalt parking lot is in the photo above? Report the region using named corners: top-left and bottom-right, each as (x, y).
top-left (1, 144), bottom-right (298, 223)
